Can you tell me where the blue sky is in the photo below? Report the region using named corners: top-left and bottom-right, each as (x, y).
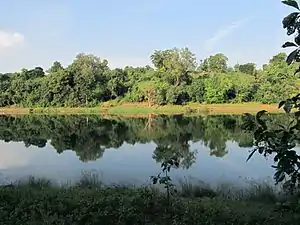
top-left (0, 0), bottom-right (294, 72)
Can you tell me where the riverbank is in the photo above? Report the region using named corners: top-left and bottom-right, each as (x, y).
top-left (0, 102), bottom-right (280, 116)
top-left (0, 177), bottom-right (299, 224)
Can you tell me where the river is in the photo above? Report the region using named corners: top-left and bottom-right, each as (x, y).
top-left (0, 114), bottom-right (281, 187)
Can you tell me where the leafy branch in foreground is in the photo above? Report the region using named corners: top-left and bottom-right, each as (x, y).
top-left (244, 103), bottom-right (300, 191)
top-left (150, 157), bottom-right (179, 205)
top-left (244, 0), bottom-right (300, 192)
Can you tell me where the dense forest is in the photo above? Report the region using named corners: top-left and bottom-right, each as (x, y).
top-left (0, 114), bottom-right (288, 166)
top-left (0, 49), bottom-right (299, 107)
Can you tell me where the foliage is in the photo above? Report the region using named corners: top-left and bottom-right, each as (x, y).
top-left (244, 0), bottom-right (300, 192)
top-left (1, 181), bottom-right (300, 225)
top-left (236, 63), bottom-right (257, 76)
top-left (150, 47), bottom-right (196, 86)
top-left (1, 45), bottom-right (299, 107)
top-left (150, 157), bottom-right (179, 205)
top-left (204, 73), bottom-right (235, 103)
top-left (200, 53), bottom-right (228, 73)
top-left (244, 108), bottom-right (300, 191)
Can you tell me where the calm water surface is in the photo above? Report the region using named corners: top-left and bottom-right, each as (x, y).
top-left (0, 114), bottom-right (281, 186)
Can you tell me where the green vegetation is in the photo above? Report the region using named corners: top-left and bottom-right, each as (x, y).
top-left (3, 1), bottom-right (300, 224)
top-left (244, 0), bottom-right (300, 192)
top-left (1, 177), bottom-right (300, 225)
top-left (1, 46), bottom-right (299, 109)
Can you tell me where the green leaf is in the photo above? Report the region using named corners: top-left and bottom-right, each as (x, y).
top-left (295, 35), bottom-right (300, 45)
top-left (286, 49), bottom-right (299, 65)
top-left (295, 111), bottom-right (300, 117)
top-left (293, 93), bottom-right (300, 101)
top-left (284, 99), bottom-right (293, 113)
top-left (283, 12), bottom-right (299, 30)
top-left (287, 150), bottom-right (297, 157)
top-left (256, 110), bottom-right (267, 119)
top-left (254, 129), bottom-right (262, 140)
top-left (279, 101), bottom-right (286, 109)
top-left (246, 149), bottom-right (257, 162)
top-left (288, 142), bottom-right (296, 149)
top-left (151, 177), bottom-right (158, 184)
top-left (282, 0), bottom-right (300, 10)
top-left (282, 41), bottom-right (298, 48)
top-left (292, 94), bottom-right (300, 102)
top-left (290, 119), bottom-right (300, 130)
top-left (244, 113), bottom-right (254, 119)
top-left (258, 147), bottom-right (264, 154)
top-left (274, 170), bottom-right (285, 183)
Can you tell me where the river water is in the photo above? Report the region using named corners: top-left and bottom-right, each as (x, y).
top-left (0, 114), bottom-right (280, 186)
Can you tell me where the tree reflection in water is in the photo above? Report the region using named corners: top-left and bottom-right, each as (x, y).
top-left (0, 114), bottom-right (267, 167)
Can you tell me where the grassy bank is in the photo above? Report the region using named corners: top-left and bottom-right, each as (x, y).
top-left (0, 102), bottom-right (280, 116)
top-left (1, 177), bottom-right (300, 224)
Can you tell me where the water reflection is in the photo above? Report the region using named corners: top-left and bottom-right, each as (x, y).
top-left (0, 114), bottom-right (280, 185)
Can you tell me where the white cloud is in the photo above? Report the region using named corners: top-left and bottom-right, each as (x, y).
top-left (0, 30), bottom-right (24, 52)
top-left (203, 17), bottom-right (252, 52)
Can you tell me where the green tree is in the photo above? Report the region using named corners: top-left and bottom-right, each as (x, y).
top-left (67, 53), bottom-right (110, 106)
top-left (150, 47), bottom-right (197, 86)
top-left (187, 76), bottom-right (205, 103)
top-left (237, 63), bottom-right (256, 76)
top-left (0, 73), bottom-right (12, 107)
top-left (254, 53), bottom-right (298, 103)
top-left (204, 73), bottom-right (234, 103)
top-left (136, 81), bottom-right (158, 105)
top-left (47, 61), bottom-right (64, 73)
top-left (107, 68), bottom-right (128, 99)
top-left (200, 53), bottom-right (228, 73)
top-left (165, 85), bottom-right (190, 105)
top-left (46, 69), bottom-right (75, 106)
top-left (230, 72), bottom-right (257, 103)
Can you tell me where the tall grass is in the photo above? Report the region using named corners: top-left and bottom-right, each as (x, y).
top-left (1, 175), bottom-right (300, 224)
top-left (76, 170), bottom-right (103, 188)
top-left (177, 178), bottom-right (291, 204)
top-left (2, 174), bottom-right (293, 203)
top-left (13, 176), bottom-right (53, 189)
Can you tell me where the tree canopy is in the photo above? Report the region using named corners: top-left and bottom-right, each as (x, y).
top-left (1, 47), bottom-right (299, 107)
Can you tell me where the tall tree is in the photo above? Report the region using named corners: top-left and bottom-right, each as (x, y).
top-left (237, 63), bottom-right (256, 76)
top-left (200, 53), bottom-right (228, 73)
top-left (67, 53), bottom-right (110, 105)
top-left (150, 47), bottom-right (197, 86)
top-left (47, 61), bottom-right (64, 73)
top-left (107, 68), bottom-right (128, 98)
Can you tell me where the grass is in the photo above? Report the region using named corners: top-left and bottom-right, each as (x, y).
top-left (178, 179), bottom-right (283, 203)
top-left (0, 102), bottom-right (280, 117)
top-left (1, 176), bottom-right (300, 224)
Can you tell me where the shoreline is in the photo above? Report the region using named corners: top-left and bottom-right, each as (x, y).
top-left (0, 103), bottom-right (280, 116)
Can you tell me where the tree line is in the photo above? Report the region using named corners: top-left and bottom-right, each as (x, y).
top-left (0, 49), bottom-right (299, 107)
top-left (0, 114), bottom-right (287, 165)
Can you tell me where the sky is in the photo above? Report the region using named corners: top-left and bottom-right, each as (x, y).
top-left (0, 0), bottom-right (294, 73)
